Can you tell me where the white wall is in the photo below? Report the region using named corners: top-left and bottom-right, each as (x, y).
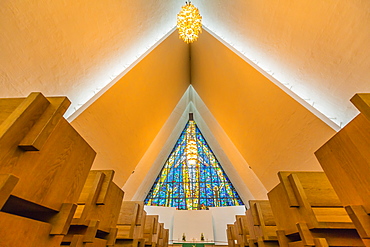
top-left (173, 210), bottom-right (214, 243)
top-left (144, 205), bottom-right (177, 242)
top-left (209, 206), bottom-right (246, 245)
top-left (143, 206), bottom-right (246, 245)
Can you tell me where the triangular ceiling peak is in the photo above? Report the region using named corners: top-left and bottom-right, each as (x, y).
top-left (72, 27), bottom-right (336, 199)
top-left (122, 85), bottom-right (266, 203)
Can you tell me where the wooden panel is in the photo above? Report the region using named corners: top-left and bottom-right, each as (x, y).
top-left (136, 201), bottom-right (145, 226)
top-left (19, 97), bottom-right (71, 151)
top-left (0, 174), bottom-right (19, 209)
top-left (346, 205), bottom-right (370, 239)
top-left (85, 238), bottom-right (108, 247)
top-left (117, 225), bottom-right (136, 239)
top-left (115, 239), bottom-right (140, 247)
top-left (89, 182), bottom-right (124, 231)
top-left (66, 170), bottom-right (124, 245)
top-left (118, 201), bottom-right (140, 225)
top-left (289, 172), bottom-right (342, 207)
top-left (312, 208), bottom-right (352, 223)
top-left (283, 172), bottom-right (353, 229)
top-left (227, 224), bottom-right (237, 247)
top-left (0, 211), bottom-right (63, 247)
top-left (74, 178), bottom-right (124, 232)
top-left (78, 170), bottom-right (115, 205)
top-left (278, 171), bottom-right (342, 208)
top-left (245, 207), bottom-right (257, 242)
top-left (144, 215), bottom-right (159, 244)
top-left (0, 94), bottom-right (49, 180)
top-left (157, 223), bottom-right (165, 247)
top-left (163, 229), bottom-right (169, 247)
top-left (0, 94), bottom-right (96, 211)
top-left (247, 200), bottom-right (278, 242)
top-left (136, 210), bottom-right (147, 239)
top-left (7, 118), bottom-right (96, 211)
top-left (315, 113), bottom-right (370, 212)
top-left (0, 98), bottom-right (24, 125)
top-left (258, 201), bottom-right (276, 226)
top-left (0, 93), bottom-right (97, 244)
top-left (0, 93), bottom-right (49, 146)
top-left (118, 208), bottom-right (146, 240)
top-left (235, 215), bottom-right (249, 236)
top-left (144, 215), bottom-right (159, 235)
top-left (315, 93), bottom-right (370, 241)
top-left (308, 228), bottom-right (364, 247)
top-left (277, 172), bottom-right (300, 207)
top-left (158, 223), bottom-right (165, 241)
top-left (268, 171), bottom-right (364, 246)
top-left (227, 224), bottom-right (233, 240)
top-left (351, 93), bottom-right (370, 121)
top-left (268, 183), bottom-right (300, 235)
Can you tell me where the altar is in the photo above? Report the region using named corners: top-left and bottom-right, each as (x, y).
top-left (173, 242), bottom-right (215, 247)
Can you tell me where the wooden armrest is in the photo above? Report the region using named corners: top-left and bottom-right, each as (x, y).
top-left (0, 174), bottom-right (19, 209)
top-left (350, 93), bottom-right (370, 121)
top-left (19, 97), bottom-right (70, 151)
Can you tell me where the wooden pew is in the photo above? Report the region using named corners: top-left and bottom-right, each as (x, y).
top-left (116, 201), bottom-right (147, 247)
top-left (161, 228), bottom-right (169, 247)
top-left (62, 170), bottom-right (124, 246)
top-left (0, 211), bottom-right (64, 247)
top-left (246, 200), bottom-right (278, 247)
top-left (0, 93), bottom-right (96, 246)
top-left (227, 223), bottom-right (239, 247)
top-left (144, 215), bottom-right (160, 247)
top-left (268, 171), bottom-right (364, 247)
top-left (157, 223), bottom-right (165, 247)
top-left (315, 93), bottom-right (370, 245)
top-left (235, 214), bottom-right (250, 247)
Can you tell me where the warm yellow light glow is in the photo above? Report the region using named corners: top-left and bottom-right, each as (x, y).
top-left (177, 2), bottom-right (202, 44)
top-left (186, 139), bottom-right (198, 165)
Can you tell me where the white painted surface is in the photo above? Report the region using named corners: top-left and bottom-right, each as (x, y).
top-left (124, 87), bottom-right (191, 201)
top-left (2, 0), bottom-right (369, 210)
top-left (173, 210), bottom-right (214, 243)
top-left (71, 30), bottom-right (190, 187)
top-left (209, 206), bottom-right (246, 245)
top-left (191, 0), bottom-right (370, 127)
top-left (190, 87), bottom-right (268, 201)
top-left (190, 29), bottom-right (336, 191)
top-left (0, 0), bottom-right (184, 117)
top-left (126, 85), bottom-right (266, 203)
top-left (144, 206), bottom-right (177, 242)
top-left (143, 206), bottom-right (246, 245)
top-left (2, 0), bottom-right (369, 125)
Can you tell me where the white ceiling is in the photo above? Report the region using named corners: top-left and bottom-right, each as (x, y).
top-left (1, 1), bottom-right (369, 126)
top-left (191, 0), bottom-right (370, 127)
top-left (1, 0), bottom-right (369, 202)
top-left (0, 0), bottom-right (183, 116)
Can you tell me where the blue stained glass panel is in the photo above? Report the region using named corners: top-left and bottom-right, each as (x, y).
top-left (144, 119), bottom-right (244, 210)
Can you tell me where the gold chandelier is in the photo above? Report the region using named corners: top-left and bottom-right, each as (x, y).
top-left (177, 1), bottom-right (202, 44)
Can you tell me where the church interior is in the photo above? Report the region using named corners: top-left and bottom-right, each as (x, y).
top-left (0, 0), bottom-right (370, 246)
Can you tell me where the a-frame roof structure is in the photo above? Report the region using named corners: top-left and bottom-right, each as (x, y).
top-left (1, 1), bottom-right (369, 201)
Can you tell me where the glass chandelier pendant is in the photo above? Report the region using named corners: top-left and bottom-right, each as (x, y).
top-left (177, 1), bottom-right (202, 44)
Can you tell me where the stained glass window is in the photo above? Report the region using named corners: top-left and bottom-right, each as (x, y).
top-left (145, 119), bottom-right (244, 210)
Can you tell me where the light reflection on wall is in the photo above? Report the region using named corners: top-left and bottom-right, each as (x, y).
top-left (66, 26), bottom-right (177, 120)
top-left (189, 0), bottom-right (352, 128)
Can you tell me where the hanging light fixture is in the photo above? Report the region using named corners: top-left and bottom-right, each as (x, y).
top-left (177, 1), bottom-right (202, 44)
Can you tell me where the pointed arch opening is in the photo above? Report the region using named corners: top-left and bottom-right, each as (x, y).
top-left (145, 115), bottom-right (244, 210)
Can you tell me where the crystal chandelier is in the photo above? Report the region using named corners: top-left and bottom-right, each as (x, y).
top-left (177, 1), bottom-right (202, 44)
